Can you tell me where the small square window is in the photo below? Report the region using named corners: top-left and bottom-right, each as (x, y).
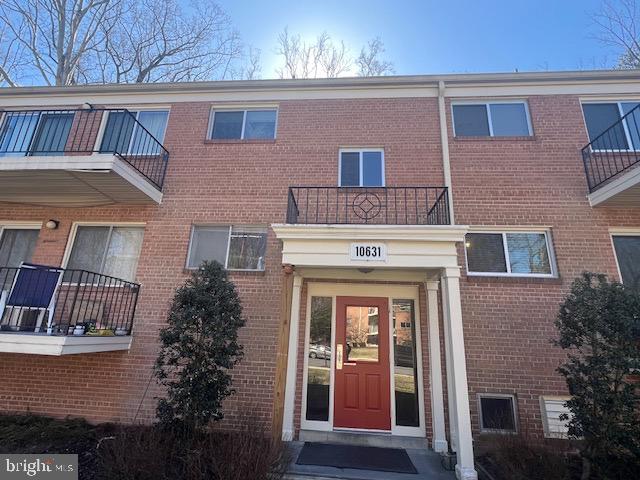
top-left (339, 150), bottom-right (384, 187)
top-left (479, 394), bottom-right (517, 433)
top-left (210, 109), bottom-right (277, 140)
top-left (612, 235), bottom-right (640, 291)
top-left (453, 102), bottom-right (531, 137)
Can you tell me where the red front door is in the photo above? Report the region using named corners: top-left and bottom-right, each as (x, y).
top-left (334, 296), bottom-right (391, 430)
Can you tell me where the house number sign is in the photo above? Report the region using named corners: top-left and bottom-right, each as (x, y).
top-left (349, 243), bottom-right (387, 262)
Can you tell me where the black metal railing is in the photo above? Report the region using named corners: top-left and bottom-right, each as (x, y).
top-left (0, 108), bottom-right (169, 189)
top-left (582, 103), bottom-right (640, 192)
top-left (286, 186), bottom-right (451, 225)
top-left (0, 264), bottom-right (140, 336)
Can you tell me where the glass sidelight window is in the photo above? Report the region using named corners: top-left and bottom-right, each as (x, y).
top-left (393, 299), bottom-right (419, 427)
top-left (345, 306), bottom-right (379, 362)
top-left (305, 296), bottom-right (333, 422)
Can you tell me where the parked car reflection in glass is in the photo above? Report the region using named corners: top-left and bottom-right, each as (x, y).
top-left (309, 343), bottom-right (332, 359)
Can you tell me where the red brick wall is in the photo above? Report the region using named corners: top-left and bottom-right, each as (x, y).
top-left (448, 94), bottom-right (640, 439)
top-left (0, 92), bottom-right (638, 445)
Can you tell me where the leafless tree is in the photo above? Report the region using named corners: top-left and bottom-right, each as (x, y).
top-left (0, 0), bottom-right (118, 86)
top-left (94, 0), bottom-right (246, 83)
top-left (275, 28), bottom-right (351, 79)
top-left (275, 28), bottom-right (394, 79)
top-left (0, 0), bottom-right (257, 86)
top-left (592, 0), bottom-right (640, 68)
top-left (356, 37), bottom-right (394, 76)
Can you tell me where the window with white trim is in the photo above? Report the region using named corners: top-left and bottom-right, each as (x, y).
top-left (452, 102), bottom-right (532, 137)
top-left (582, 102), bottom-right (640, 150)
top-left (612, 234), bottom-right (640, 291)
top-left (100, 110), bottom-right (169, 155)
top-left (0, 227), bottom-right (39, 267)
top-left (465, 231), bottom-right (554, 277)
top-left (187, 226), bottom-right (267, 271)
top-left (478, 394), bottom-right (518, 433)
top-left (540, 396), bottom-right (571, 439)
top-left (209, 109), bottom-right (277, 140)
top-left (65, 225), bottom-right (145, 282)
top-left (339, 149), bottom-right (384, 187)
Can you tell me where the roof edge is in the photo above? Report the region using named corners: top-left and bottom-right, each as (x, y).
top-left (0, 69), bottom-right (638, 97)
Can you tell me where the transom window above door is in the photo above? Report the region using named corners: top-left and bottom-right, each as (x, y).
top-left (209, 109), bottom-right (278, 140)
top-left (339, 149), bottom-right (385, 187)
top-left (65, 225), bottom-right (145, 282)
top-left (582, 102), bottom-right (640, 150)
top-left (452, 102), bottom-right (532, 137)
top-left (100, 110), bottom-right (169, 155)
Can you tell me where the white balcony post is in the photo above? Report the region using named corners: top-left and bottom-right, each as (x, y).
top-left (441, 267), bottom-right (477, 480)
top-left (282, 273), bottom-right (303, 441)
top-left (426, 279), bottom-right (448, 453)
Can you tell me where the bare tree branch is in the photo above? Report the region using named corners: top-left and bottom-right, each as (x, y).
top-left (356, 37), bottom-right (394, 76)
top-left (592, 0), bottom-right (640, 69)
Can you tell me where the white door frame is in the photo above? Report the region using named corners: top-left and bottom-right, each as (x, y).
top-left (300, 282), bottom-right (426, 437)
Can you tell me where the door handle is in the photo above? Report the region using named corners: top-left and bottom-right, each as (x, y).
top-left (336, 344), bottom-right (343, 370)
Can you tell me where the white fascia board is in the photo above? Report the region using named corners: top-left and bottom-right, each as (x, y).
top-left (271, 223), bottom-right (469, 243)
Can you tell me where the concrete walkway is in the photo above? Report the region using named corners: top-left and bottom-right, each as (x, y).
top-left (284, 442), bottom-right (456, 480)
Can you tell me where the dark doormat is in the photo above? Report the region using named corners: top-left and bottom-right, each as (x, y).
top-left (296, 442), bottom-right (418, 474)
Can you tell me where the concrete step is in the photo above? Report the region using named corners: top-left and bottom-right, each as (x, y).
top-left (298, 429), bottom-right (429, 450)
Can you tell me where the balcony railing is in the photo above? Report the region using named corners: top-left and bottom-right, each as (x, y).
top-left (286, 186), bottom-right (451, 225)
top-left (0, 108), bottom-right (169, 189)
top-left (582, 103), bottom-right (640, 192)
top-left (0, 265), bottom-right (140, 336)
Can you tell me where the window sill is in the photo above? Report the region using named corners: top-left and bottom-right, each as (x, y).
top-left (204, 139), bottom-right (277, 145)
top-left (453, 135), bottom-right (536, 142)
top-left (465, 275), bottom-right (562, 285)
top-left (183, 268), bottom-right (266, 277)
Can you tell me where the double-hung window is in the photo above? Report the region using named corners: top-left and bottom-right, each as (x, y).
top-left (0, 111), bottom-right (74, 156)
top-left (100, 110), bottom-right (169, 155)
top-left (452, 102), bottom-right (532, 137)
top-left (582, 102), bottom-right (640, 151)
top-left (339, 149), bottom-right (384, 187)
top-left (187, 226), bottom-right (267, 271)
top-left (65, 225), bottom-right (145, 282)
top-left (465, 230), bottom-right (555, 277)
top-left (0, 227), bottom-right (39, 268)
top-left (210, 109), bottom-right (278, 140)
top-left (611, 234), bottom-right (640, 291)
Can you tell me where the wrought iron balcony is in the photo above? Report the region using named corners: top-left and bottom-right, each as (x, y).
top-left (582, 103), bottom-right (640, 204)
top-left (286, 186), bottom-right (450, 225)
top-left (0, 108), bottom-right (169, 206)
top-left (0, 264), bottom-right (139, 338)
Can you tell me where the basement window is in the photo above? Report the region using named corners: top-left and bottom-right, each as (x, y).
top-left (452, 102), bottom-right (532, 137)
top-left (479, 394), bottom-right (518, 433)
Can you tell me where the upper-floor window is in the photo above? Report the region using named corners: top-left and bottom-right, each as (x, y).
top-left (209, 109), bottom-right (277, 140)
top-left (612, 234), bottom-right (640, 291)
top-left (339, 149), bottom-right (384, 187)
top-left (0, 111), bottom-right (74, 156)
top-left (65, 225), bottom-right (145, 282)
top-left (100, 110), bottom-right (169, 155)
top-left (187, 225), bottom-right (267, 271)
top-left (452, 101), bottom-right (532, 137)
top-left (465, 230), bottom-right (555, 277)
top-left (582, 102), bottom-right (639, 151)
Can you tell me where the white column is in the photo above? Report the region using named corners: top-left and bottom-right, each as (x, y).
top-left (282, 273), bottom-right (303, 441)
top-left (441, 277), bottom-right (458, 452)
top-left (441, 267), bottom-right (477, 480)
top-left (426, 279), bottom-right (448, 453)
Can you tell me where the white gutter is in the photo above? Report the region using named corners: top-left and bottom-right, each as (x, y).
top-left (438, 80), bottom-right (455, 224)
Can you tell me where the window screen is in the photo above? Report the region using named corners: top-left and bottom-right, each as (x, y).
top-left (480, 395), bottom-right (517, 432)
top-left (453, 105), bottom-right (490, 136)
top-left (582, 103), bottom-right (627, 150)
top-left (613, 235), bottom-right (640, 291)
top-left (466, 233), bottom-right (507, 273)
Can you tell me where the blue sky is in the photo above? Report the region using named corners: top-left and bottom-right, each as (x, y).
top-left (218, 0), bottom-right (620, 78)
